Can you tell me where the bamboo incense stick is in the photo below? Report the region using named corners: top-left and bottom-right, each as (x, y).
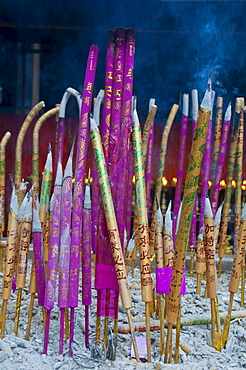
top-left (14, 191), bottom-right (32, 335)
top-left (218, 104), bottom-right (239, 276)
top-left (15, 101), bottom-right (45, 204)
top-left (0, 132), bottom-right (11, 240)
top-left (222, 204), bottom-right (246, 346)
top-left (165, 87), bottom-right (211, 361)
top-left (210, 103), bottom-right (231, 215)
top-left (90, 114), bottom-right (140, 362)
top-left (234, 99), bottom-right (244, 255)
top-left (172, 93), bottom-right (189, 242)
top-left (1, 186), bottom-right (18, 338)
top-left (132, 105), bottom-right (153, 362)
top-left (149, 104), bottom-right (179, 261)
top-left (211, 97), bottom-right (223, 186)
top-left (32, 106), bottom-right (60, 192)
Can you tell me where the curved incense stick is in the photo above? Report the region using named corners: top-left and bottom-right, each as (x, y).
top-left (32, 106), bottom-right (60, 191)
top-left (0, 131), bottom-right (11, 238)
top-left (15, 101), bottom-right (45, 191)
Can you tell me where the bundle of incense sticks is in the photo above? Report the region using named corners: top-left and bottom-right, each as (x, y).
top-left (94, 27), bottom-right (135, 345)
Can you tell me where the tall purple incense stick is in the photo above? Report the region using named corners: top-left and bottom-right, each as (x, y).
top-left (43, 161), bottom-right (63, 355)
top-left (58, 144), bottom-right (74, 354)
top-left (189, 90), bottom-right (198, 249)
top-left (69, 45), bottom-right (99, 356)
top-left (172, 93), bottom-right (189, 243)
top-left (82, 175), bottom-right (92, 349)
top-left (211, 102), bottom-right (231, 216)
top-left (32, 196), bottom-right (45, 307)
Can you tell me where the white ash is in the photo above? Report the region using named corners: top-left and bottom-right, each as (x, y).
top-left (1, 254), bottom-right (246, 368)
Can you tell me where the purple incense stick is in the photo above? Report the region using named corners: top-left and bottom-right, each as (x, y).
top-left (58, 145), bottom-right (74, 354)
top-left (211, 102), bottom-right (231, 215)
top-left (43, 162), bottom-right (63, 355)
top-left (69, 45), bottom-right (99, 356)
top-left (82, 179), bottom-right (92, 349)
top-left (115, 28), bottom-right (135, 248)
top-left (172, 93), bottom-right (189, 243)
top-left (32, 197), bottom-right (45, 307)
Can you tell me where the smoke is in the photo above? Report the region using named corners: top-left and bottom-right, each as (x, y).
top-left (0, 0), bottom-right (246, 119)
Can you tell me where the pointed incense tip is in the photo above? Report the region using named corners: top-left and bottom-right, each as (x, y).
top-left (90, 114), bottom-right (98, 130)
top-left (64, 142), bottom-right (74, 179)
top-left (10, 185), bottom-right (18, 215)
top-left (18, 192), bottom-right (29, 219)
top-left (83, 182), bottom-right (91, 209)
top-left (201, 88), bottom-right (212, 111)
top-left (207, 76), bottom-right (212, 91)
top-left (198, 226), bottom-right (204, 239)
top-left (55, 161), bottom-right (63, 186)
top-left (19, 179), bottom-right (29, 191)
top-left (132, 98), bottom-right (140, 127)
top-left (149, 98), bottom-right (155, 112)
top-left (33, 202), bottom-right (42, 232)
top-left (192, 89), bottom-right (198, 121)
top-left (242, 203), bottom-right (246, 219)
top-left (215, 200), bottom-right (225, 226)
top-left (205, 197), bottom-right (213, 217)
top-left (45, 144), bottom-right (53, 172)
top-left (165, 201), bottom-right (172, 232)
top-left (156, 201), bottom-right (163, 228)
top-left (25, 193), bottom-right (33, 219)
top-left (224, 102), bottom-right (232, 122)
top-left (182, 93), bottom-right (189, 117)
top-left (93, 89), bottom-right (105, 126)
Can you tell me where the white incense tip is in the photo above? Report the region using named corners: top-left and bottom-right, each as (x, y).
top-left (10, 186), bottom-right (18, 215)
top-left (55, 161), bottom-right (63, 186)
top-left (19, 179), bottom-right (28, 191)
top-left (224, 102), bottom-right (232, 122)
top-left (149, 98), bottom-right (155, 112)
top-left (207, 76), bottom-right (212, 91)
top-left (241, 203), bottom-right (246, 219)
top-left (90, 114), bottom-right (98, 130)
top-left (205, 197), bottom-right (213, 217)
top-left (25, 193), bottom-right (33, 220)
top-left (182, 93), bottom-right (189, 117)
top-left (215, 200), bottom-right (224, 226)
top-left (201, 89), bottom-right (212, 111)
top-left (33, 198), bottom-right (42, 232)
top-left (127, 232), bottom-right (136, 252)
top-left (198, 226), bottom-right (204, 239)
top-left (176, 201), bottom-right (183, 234)
top-left (156, 203), bottom-right (163, 228)
top-left (192, 89), bottom-right (198, 121)
top-left (83, 183), bottom-right (91, 209)
top-left (64, 142), bottom-right (74, 179)
top-left (18, 192), bottom-right (29, 219)
top-left (50, 193), bottom-right (55, 213)
top-left (44, 145), bottom-right (52, 172)
top-left (164, 201), bottom-right (172, 232)
top-left (132, 108), bottom-right (140, 127)
top-left (210, 91), bottom-right (215, 120)
top-left (93, 89), bottom-right (105, 126)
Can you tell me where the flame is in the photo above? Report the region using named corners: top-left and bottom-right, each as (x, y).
top-left (220, 179), bottom-right (226, 188)
top-left (162, 176), bottom-right (168, 186)
top-left (231, 180), bottom-right (236, 188)
top-left (132, 175), bottom-right (136, 184)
